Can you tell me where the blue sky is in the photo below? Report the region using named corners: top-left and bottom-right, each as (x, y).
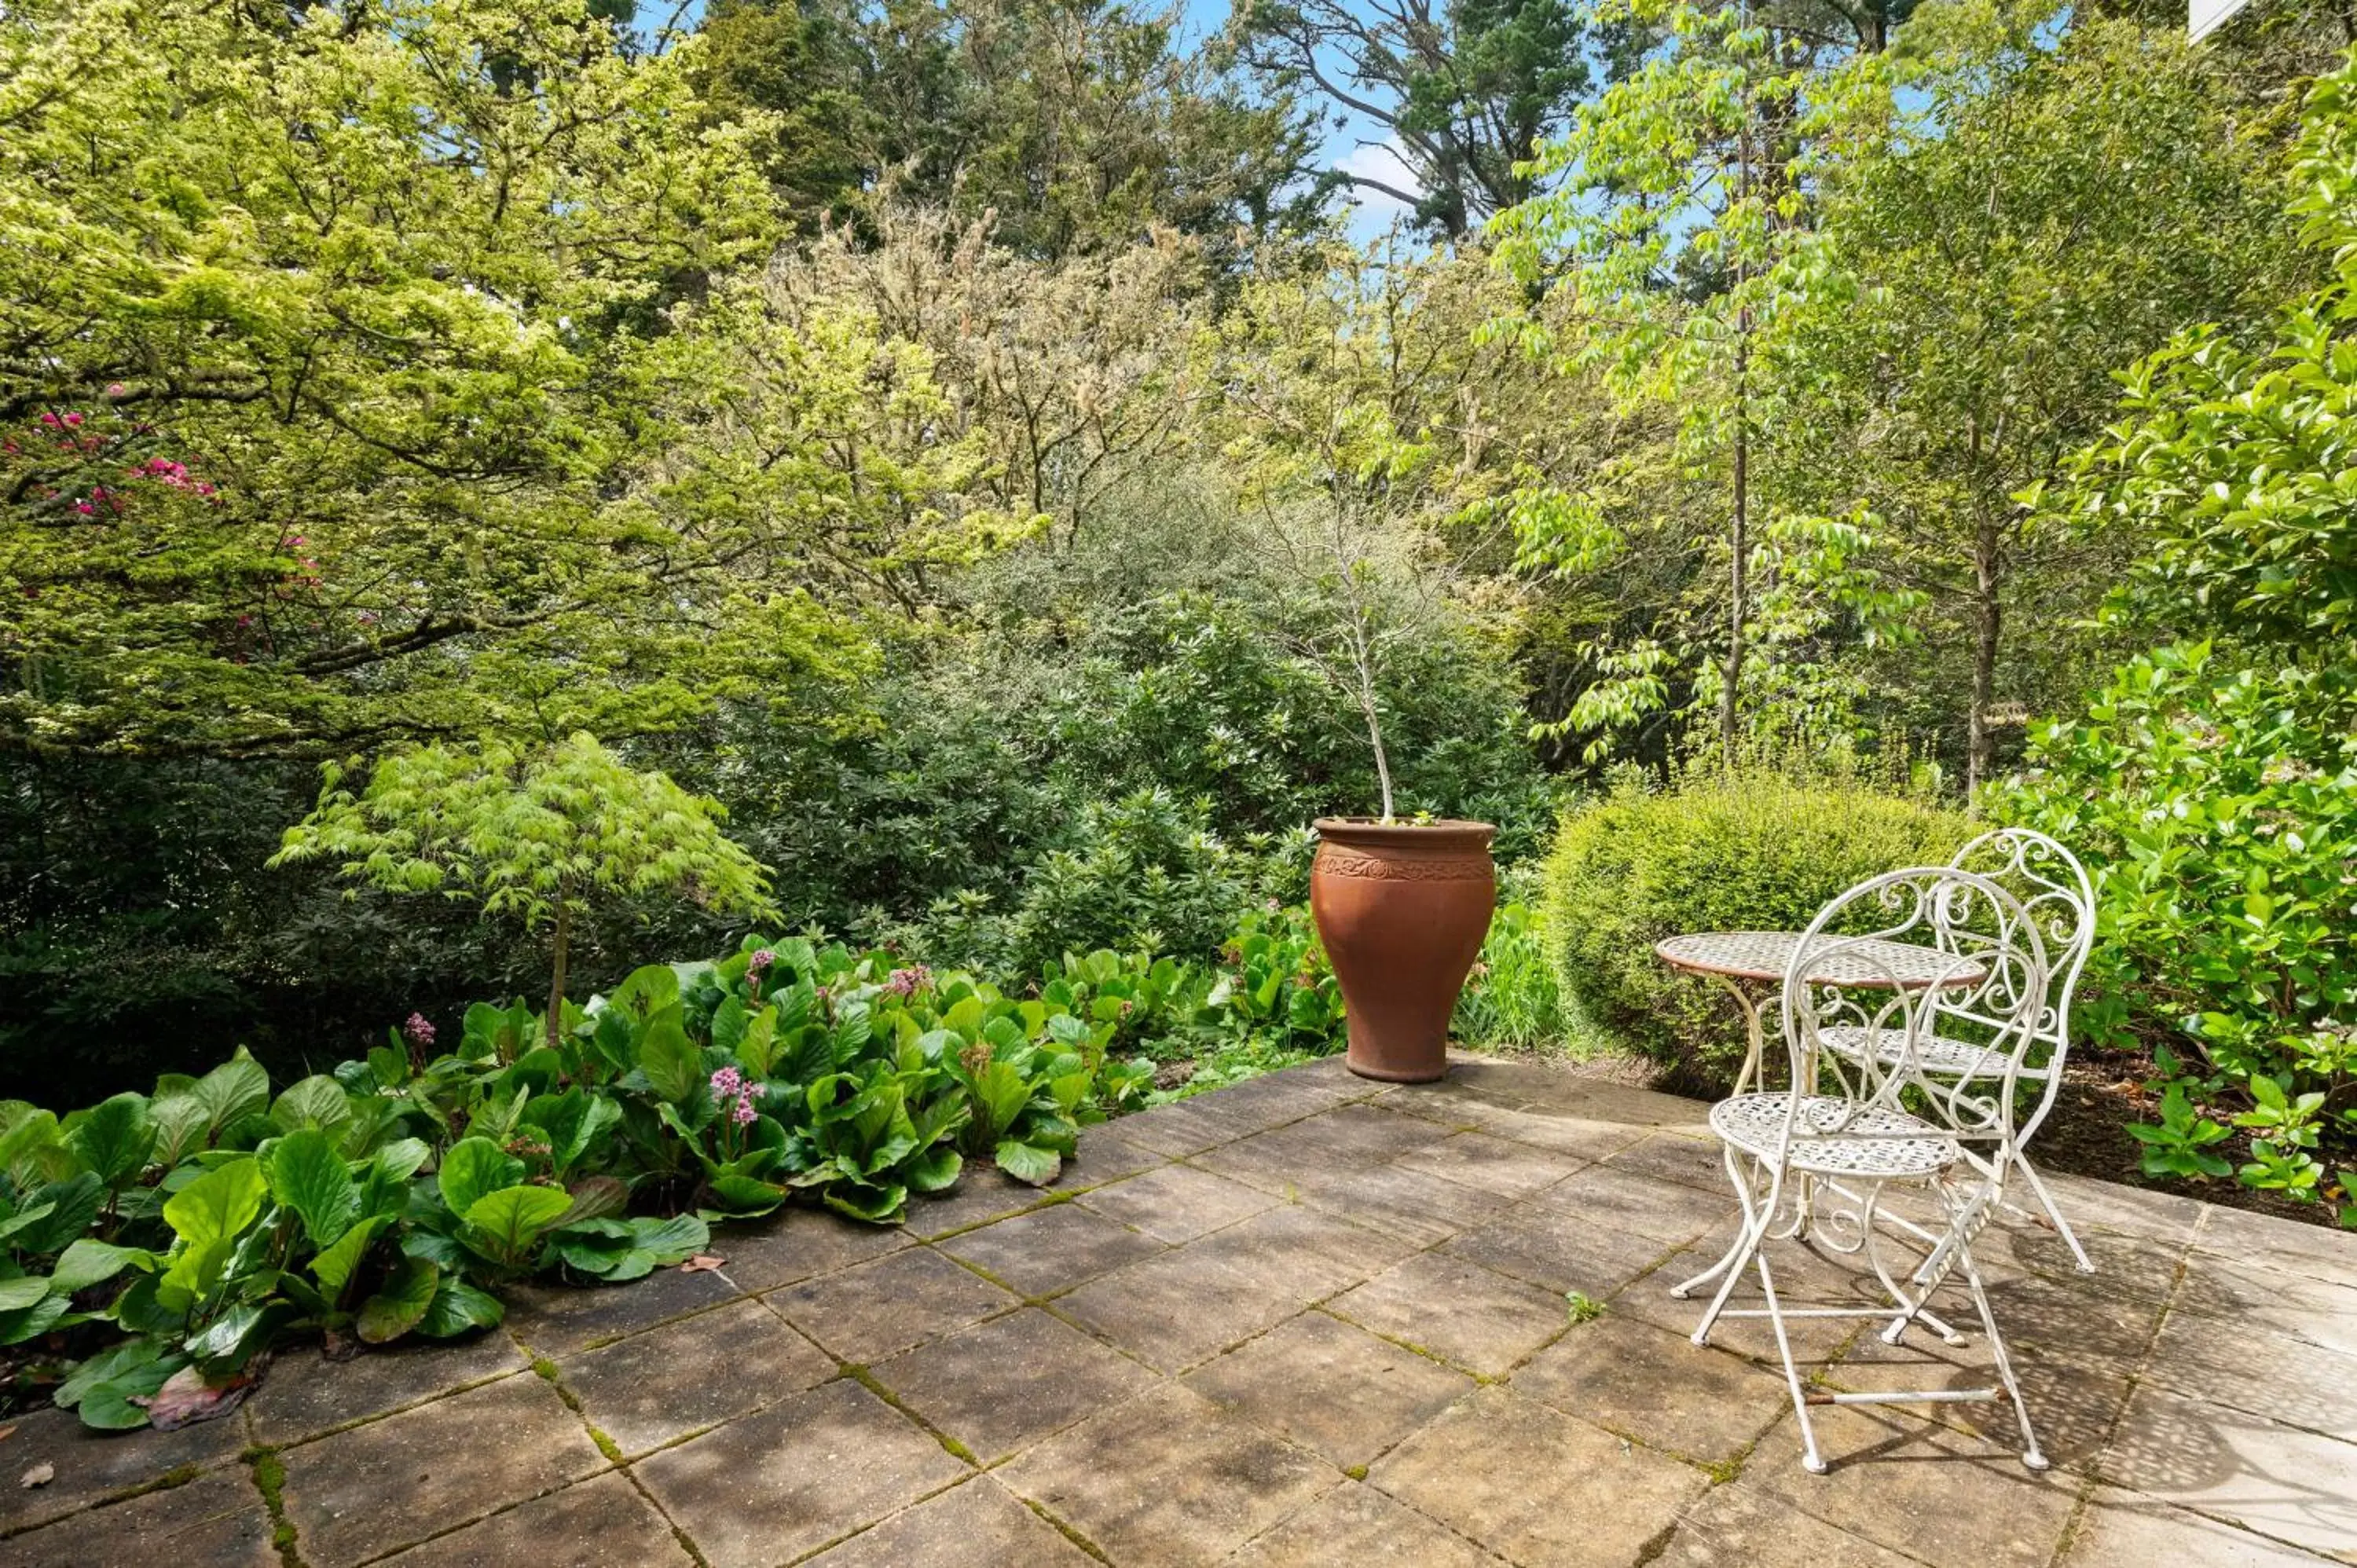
top-left (1175, 0), bottom-right (1423, 241)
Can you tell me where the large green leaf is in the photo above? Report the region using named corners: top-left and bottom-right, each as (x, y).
top-left (556, 1174), bottom-right (631, 1225)
top-left (372, 1137), bottom-right (434, 1183)
top-left (67, 1342), bottom-right (185, 1431)
top-left (905, 1145), bottom-right (962, 1194)
top-left (158, 1237), bottom-right (235, 1310)
top-left (148, 1094), bottom-right (211, 1167)
top-left (995, 1139), bottom-right (1062, 1186)
top-left (49, 1238), bottom-right (152, 1294)
top-left (189, 1052), bottom-right (270, 1138)
top-left (309, 1214), bottom-right (386, 1297)
top-left (268, 1127), bottom-right (359, 1251)
top-left (966, 1062), bottom-right (1035, 1142)
top-left (0, 1199), bottom-right (57, 1247)
top-left (735, 1003), bottom-right (779, 1079)
top-left (0, 1286), bottom-right (71, 1346)
top-left (636, 1006), bottom-right (702, 1104)
top-left (162, 1158), bottom-right (265, 1248)
top-left (269, 1075), bottom-right (352, 1136)
top-left (337, 1094), bottom-right (405, 1157)
top-left (461, 1185), bottom-right (574, 1262)
top-left (550, 1214), bottom-right (708, 1281)
top-left (625, 1214), bottom-right (708, 1266)
top-left (0, 1109), bottom-right (69, 1185)
top-left (699, 1172), bottom-right (790, 1218)
top-left (12, 1173), bottom-right (104, 1257)
top-left (185, 1299), bottom-right (281, 1365)
top-left (357, 1255), bottom-right (440, 1344)
top-left (57, 1338), bottom-right (174, 1409)
top-left (416, 1277), bottom-right (504, 1338)
top-left (610, 962), bottom-right (681, 1021)
top-left (438, 1137), bottom-right (525, 1218)
top-left (67, 1094), bottom-right (156, 1189)
top-left (589, 1005), bottom-right (639, 1075)
top-left (523, 1090), bottom-right (621, 1178)
top-left (0, 1277), bottom-right (49, 1312)
top-left (823, 1180), bottom-right (907, 1225)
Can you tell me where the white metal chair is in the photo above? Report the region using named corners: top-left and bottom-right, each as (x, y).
top-left (1813, 828), bottom-right (2098, 1271)
top-left (1681, 865), bottom-right (2055, 1474)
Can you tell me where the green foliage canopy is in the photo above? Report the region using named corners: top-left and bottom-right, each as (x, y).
top-left (0, 0), bottom-right (813, 757)
top-left (272, 735), bottom-right (777, 1039)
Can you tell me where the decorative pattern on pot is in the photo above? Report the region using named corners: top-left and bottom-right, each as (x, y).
top-left (1309, 819), bottom-right (1497, 1084)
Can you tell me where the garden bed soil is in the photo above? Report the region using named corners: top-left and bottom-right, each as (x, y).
top-left (2032, 1045), bottom-right (2344, 1230)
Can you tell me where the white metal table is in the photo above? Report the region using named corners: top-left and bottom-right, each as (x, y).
top-left (1654, 930), bottom-right (1987, 1097)
top-left (1657, 927), bottom-right (1990, 1288)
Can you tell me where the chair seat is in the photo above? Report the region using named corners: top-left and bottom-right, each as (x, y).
top-left (1707, 1093), bottom-right (1961, 1180)
top-left (1816, 1025), bottom-right (2051, 1081)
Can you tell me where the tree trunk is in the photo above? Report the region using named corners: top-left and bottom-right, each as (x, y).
top-left (1723, 79), bottom-right (1754, 763)
top-left (544, 879), bottom-right (572, 1052)
top-left (1723, 337), bottom-right (1749, 760)
top-left (1967, 518), bottom-right (2001, 802)
top-left (1366, 694), bottom-right (1396, 822)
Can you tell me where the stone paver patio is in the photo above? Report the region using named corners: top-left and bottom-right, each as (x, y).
top-left (6, 1054), bottom-right (2356, 1567)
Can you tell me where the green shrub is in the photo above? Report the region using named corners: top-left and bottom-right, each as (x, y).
top-left (1542, 764), bottom-right (1971, 1090)
top-left (2000, 643), bottom-right (2357, 1219)
top-left (1452, 892), bottom-right (1572, 1053)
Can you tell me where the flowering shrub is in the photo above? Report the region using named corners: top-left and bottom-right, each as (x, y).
top-left (0, 930), bottom-right (1172, 1431)
top-left (0, 888), bottom-right (1376, 1432)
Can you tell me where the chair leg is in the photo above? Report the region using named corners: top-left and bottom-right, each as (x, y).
top-left (1956, 1242), bottom-right (2047, 1471)
top-left (1754, 1243), bottom-right (1825, 1474)
top-left (1672, 1145), bottom-right (1759, 1301)
top-left (1692, 1156), bottom-right (1777, 1347)
top-left (2014, 1153), bottom-right (2094, 1273)
top-left (1860, 1188), bottom-right (1967, 1348)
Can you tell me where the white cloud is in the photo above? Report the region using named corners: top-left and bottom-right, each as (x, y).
top-left (1332, 137), bottom-right (1423, 232)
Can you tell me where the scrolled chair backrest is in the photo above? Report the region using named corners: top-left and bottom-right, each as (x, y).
top-left (1945, 827), bottom-right (2095, 1058)
top-left (1776, 866), bottom-right (2051, 1164)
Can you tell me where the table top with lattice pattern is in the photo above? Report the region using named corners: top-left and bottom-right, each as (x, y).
top-left (1654, 930), bottom-right (1985, 989)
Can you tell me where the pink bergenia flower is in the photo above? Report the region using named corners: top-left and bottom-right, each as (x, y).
top-left (731, 1097), bottom-right (757, 1127)
top-left (710, 1065), bottom-right (745, 1100)
top-left (885, 965), bottom-right (932, 998)
top-left (402, 1011), bottom-right (436, 1049)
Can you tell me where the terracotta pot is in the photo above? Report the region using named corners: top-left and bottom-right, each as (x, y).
top-left (1310, 818), bottom-right (1497, 1083)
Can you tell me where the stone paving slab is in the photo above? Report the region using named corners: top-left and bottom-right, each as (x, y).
top-left (631, 1379), bottom-right (966, 1568)
top-left (10, 1050), bottom-right (2357, 1568)
top-left (0, 1466), bottom-right (276, 1568)
top-left (799, 1476), bottom-right (1098, 1567)
top-left (374, 1473), bottom-right (694, 1568)
top-left (276, 1368), bottom-right (610, 1567)
top-left (555, 1298), bottom-right (837, 1456)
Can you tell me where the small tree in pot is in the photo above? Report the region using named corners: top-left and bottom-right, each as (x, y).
top-left (1208, 247), bottom-right (1498, 1083)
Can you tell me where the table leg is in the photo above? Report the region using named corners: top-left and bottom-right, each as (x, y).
top-left (1717, 976), bottom-right (1769, 1099)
